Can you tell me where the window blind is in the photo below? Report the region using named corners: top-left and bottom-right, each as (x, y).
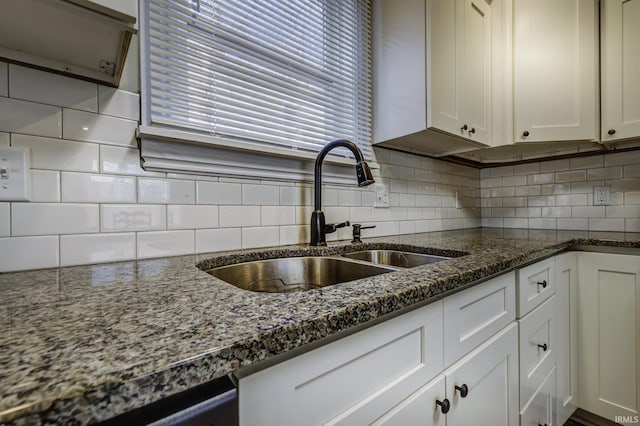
top-left (142, 0), bottom-right (373, 162)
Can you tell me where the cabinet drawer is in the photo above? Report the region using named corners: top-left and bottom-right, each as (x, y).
top-left (238, 301), bottom-right (444, 426)
top-left (443, 272), bottom-right (516, 367)
top-left (520, 366), bottom-right (556, 426)
top-left (517, 257), bottom-right (555, 318)
top-left (519, 294), bottom-right (556, 408)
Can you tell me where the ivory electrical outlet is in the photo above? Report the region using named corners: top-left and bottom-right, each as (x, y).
top-left (0, 146), bottom-right (31, 201)
top-left (593, 185), bottom-right (611, 206)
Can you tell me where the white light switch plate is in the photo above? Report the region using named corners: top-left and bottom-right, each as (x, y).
top-left (374, 183), bottom-right (389, 208)
top-left (0, 146), bottom-right (31, 201)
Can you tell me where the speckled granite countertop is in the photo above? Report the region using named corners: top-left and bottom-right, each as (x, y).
top-left (2, 228), bottom-right (640, 425)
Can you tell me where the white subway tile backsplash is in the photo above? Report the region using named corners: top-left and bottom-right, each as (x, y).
top-left (61, 172), bottom-right (136, 203)
top-left (279, 225), bottom-right (308, 245)
top-left (0, 62), bottom-right (7, 97)
top-left (604, 151), bottom-right (640, 167)
top-left (555, 194), bottom-right (588, 206)
top-left (504, 218), bottom-right (529, 228)
top-left (139, 178), bottom-right (195, 204)
top-left (12, 203), bottom-right (99, 236)
top-left (101, 205), bottom-right (166, 232)
top-left (167, 205), bottom-right (218, 229)
top-left (0, 236), bottom-right (59, 272)
top-left (137, 230), bottom-right (194, 259)
top-left (540, 184), bottom-right (571, 195)
top-left (589, 218), bottom-right (624, 232)
top-left (490, 165), bottom-right (514, 177)
top-left (605, 205), bottom-right (640, 218)
top-left (261, 206), bottom-right (295, 226)
top-left (502, 175), bottom-right (527, 187)
top-left (516, 207), bottom-right (541, 217)
top-left (0, 97), bottom-right (61, 137)
top-left (31, 170), bottom-right (60, 202)
top-left (626, 219), bottom-right (640, 232)
top-left (196, 181), bottom-right (242, 205)
top-left (279, 186), bottom-right (311, 206)
top-left (555, 170), bottom-right (586, 183)
top-left (63, 109), bottom-right (137, 147)
top-left (541, 207), bottom-right (571, 217)
top-left (0, 203), bottom-right (9, 236)
top-left (101, 145), bottom-right (162, 177)
top-left (60, 233), bottom-right (135, 266)
top-left (338, 189), bottom-right (361, 206)
top-left (527, 173), bottom-right (554, 185)
top-left (557, 218), bottom-right (588, 230)
top-left (12, 134), bottom-right (99, 172)
top-left (570, 155), bottom-right (603, 170)
top-left (515, 185), bottom-right (541, 196)
top-left (514, 163), bottom-right (540, 175)
top-left (98, 86), bottom-right (140, 120)
top-left (571, 206), bottom-right (606, 218)
top-left (529, 218), bottom-right (556, 229)
top-left (625, 192), bottom-right (640, 204)
top-left (528, 196), bottom-right (555, 207)
top-left (243, 184), bottom-right (279, 205)
top-left (0, 132), bottom-right (8, 146)
top-left (491, 187), bottom-right (515, 197)
top-left (586, 167), bottom-right (623, 181)
top-left (219, 206), bottom-right (260, 227)
top-left (623, 164), bottom-right (640, 178)
top-left (196, 228), bottom-right (241, 253)
top-left (10, 65), bottom-right (97, 111)
top-left (242, 227), bottom-right (279, 249)
top-left (540, 159), bottom-right (570, 173)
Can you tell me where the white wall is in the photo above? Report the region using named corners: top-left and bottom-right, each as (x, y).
top-left (0, 60), bottom-right (481, 272)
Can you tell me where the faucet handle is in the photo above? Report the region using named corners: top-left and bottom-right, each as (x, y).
top-left (351, 223), bottom-right (376, 243)
top-left (325, 220), bottom-right (350, 234)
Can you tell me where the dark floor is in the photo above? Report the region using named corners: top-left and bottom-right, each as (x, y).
top-left (565, 408), bottom-right (621, 426)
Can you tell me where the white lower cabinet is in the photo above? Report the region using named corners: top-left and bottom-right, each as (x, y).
top-left (444, 323), bottom-right (519, 426)
top-left (238, 301), bottom-right (445, 426)
top-left (520, 366), bottom-right (557, 426)
top-left (554, 252), bottom-right (578, 426)
top-left (238, 273), bottom-right (519, 426)
top-left (577, 252), bottom-right (640, 425)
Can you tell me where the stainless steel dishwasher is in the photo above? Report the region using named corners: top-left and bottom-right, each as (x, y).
top-left (97, 376), bottom-right (238, 426)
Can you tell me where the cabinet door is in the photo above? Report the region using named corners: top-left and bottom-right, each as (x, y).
top-left (578, 252), bottom-right (640, 424)
top-left (462, 0), bottom-right (492, 144)
top-left (555, 252), bottom-right (578, 426)
top-left (445, 323), bottom-right (519, 426)
top-left (601, 0), bottom-right (640, 141)
top-left (520, 366), bottom-right (557, 426)
top-left (238, 302), bottom-right (444, 426)
top-left (431, 0), bottom-right (492, 144)
top-left (513, 0), bottom-right (598, 143)
top-left (368, 375), bottom-right (447, 426)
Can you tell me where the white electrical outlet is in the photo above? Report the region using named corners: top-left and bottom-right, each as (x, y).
top-left (374, 184), bottom-right (389, 208)
top-left (593, 185), bottom-right (611, 206)
top-left (0, 147), bottom-right (31, 201)
top-left (455, 191), bottom-right (461, 209)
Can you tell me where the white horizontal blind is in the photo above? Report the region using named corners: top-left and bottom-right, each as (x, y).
top-left (143, 0), bottom-right (373, 161)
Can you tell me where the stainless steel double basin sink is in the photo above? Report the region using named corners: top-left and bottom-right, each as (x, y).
top-left (201, 247), bottom-right (465, 293)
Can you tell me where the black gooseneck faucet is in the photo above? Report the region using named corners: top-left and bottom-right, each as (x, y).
top-left (310, 139), bottom-right (375, 246)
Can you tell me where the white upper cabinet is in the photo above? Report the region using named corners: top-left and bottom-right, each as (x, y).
top-left (601, 0), bottom-right (640, 142)
top-left (431, 0), bottom-right (492, 144)
top-left (513, 0), bottom-right (598, 143)
top-left (0, 0), bottom-right (137, 87)
top-left (373, 0), bottom-right (505, 156)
